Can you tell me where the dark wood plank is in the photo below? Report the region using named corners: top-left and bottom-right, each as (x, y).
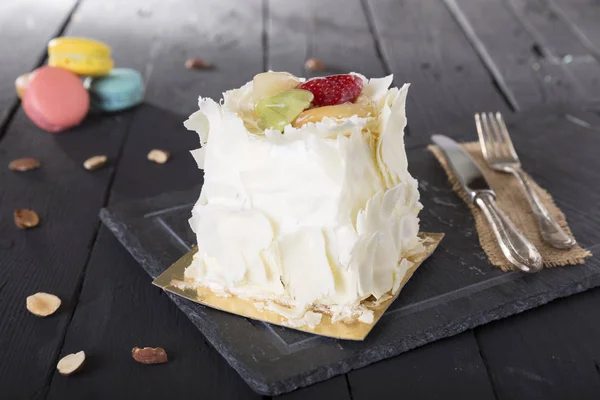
top-left (547, 0), bottom-right (600, 61)
top-left (0, 0), bottom-right (189, 398)
top-left (364, 0), bottom-right (510, 141)
top-left (476, 288), bottom-right (600, 400)
top-left (349, 333), bottom-right (497, 400)
top-left (0, 108), bottom-right (134, 399)
top-left (43, 0), bottom-right (268, 398)
top-left (0, 0), bottom-right (77, 131)
top-left (506, 0), bottom-right (600, 100)
top-left (268, 0), bottom-right (386, 78)
top-left (142, 0), bottom-right (264, 117)
top-left (448, 0), bottom-right (590, 111)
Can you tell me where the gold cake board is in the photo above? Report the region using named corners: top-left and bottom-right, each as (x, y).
top-left (153, 232), bottom-right (443, 340)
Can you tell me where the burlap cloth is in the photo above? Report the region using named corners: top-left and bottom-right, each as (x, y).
top-left (429, 142), bottom-right (592, 271)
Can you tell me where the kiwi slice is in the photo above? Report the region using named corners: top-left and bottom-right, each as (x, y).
top-left (255, 89), bottom-right (314, 132)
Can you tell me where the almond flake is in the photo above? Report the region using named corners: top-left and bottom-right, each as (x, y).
top-left (14, 208), bottom-right (39, 229)
top-left (26, 292), bottom-right (61, 317)
top-left (147, 149), bottom-right (170, 164)
top-left (8, 157), bottom-right (40, 172)
top-left (185, 58), bottom-right (213, 69)
top-left (83, 155), bottom-right (108, 171)
top-left (132, 347), bottom-right (168, 364)
top-left (304, 58), bottom-right (325, 71)
top-left (57, 351), bottom-right (85, 376)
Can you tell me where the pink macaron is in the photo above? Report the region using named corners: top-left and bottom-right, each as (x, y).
top-left (23, 66), bottom-right (89, 133)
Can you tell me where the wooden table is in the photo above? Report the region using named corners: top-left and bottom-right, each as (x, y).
top-left (2, 0), bottom-right (599, 399)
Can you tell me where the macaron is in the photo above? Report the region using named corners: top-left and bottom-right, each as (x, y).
top-left (84, 68), bottom-right (144, 112)
top-left (48, 37), bottom-right (114, 77)
top-left (15, 72), bottom-right (33, 99)
top-left (22, 66), bottom-right (89, 133)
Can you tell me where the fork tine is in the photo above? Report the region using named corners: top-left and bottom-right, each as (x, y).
top-left (479, 112), bottom-right (497, 161)
top-left (474, 113), bottom-right (489, 160)
top-left (487, 112), bottom-right (508, 159)
top-left (495, 112), bottom-right (519, 161)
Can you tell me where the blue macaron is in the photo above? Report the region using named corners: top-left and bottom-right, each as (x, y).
top-left (84, 68), bottom-right (144, 112)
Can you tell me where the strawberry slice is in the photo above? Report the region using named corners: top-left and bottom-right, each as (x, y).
top-left (298, 74), bottom-right (363, 106)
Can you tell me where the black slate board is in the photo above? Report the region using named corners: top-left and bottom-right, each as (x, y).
top-left (100, 108), bottom-right (600, 396)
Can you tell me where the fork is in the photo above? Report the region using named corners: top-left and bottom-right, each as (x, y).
top-left (475, 112), bottom-right (576, 249)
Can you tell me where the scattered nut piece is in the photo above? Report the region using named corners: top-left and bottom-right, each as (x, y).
top-left (132, 347), bottom-right (168, 364)
top-left (9, 157), bottom-right (40, 172)
top-left (57, 351), bottom-right (85, 376)
top-left (83, 155), bottom-right (108, 171)
top-left (14, 208), bottom-right (40, 229)
top-left (147, 149), bottom-right (170, 164)
top-left (304, 58), bottom-right (325, 71)
top-left (185, 58), bottom-right (213, 69)
top-left (26, 292), bottom-right (61, 317)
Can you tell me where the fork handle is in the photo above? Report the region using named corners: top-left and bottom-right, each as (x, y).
top-left (475, 192), bottom-right (543, 273)
top-left (508, 168), bottom-right (576, 249)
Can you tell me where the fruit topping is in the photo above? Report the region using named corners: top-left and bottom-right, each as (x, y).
top-left (292, 103), bottom-right (376, 127)
top-left (255, 89), bottom-right (314, 131)
top-left (252, 72), bottom-right (301, 103)
top-left (298, 74), bottom-right (363, 106)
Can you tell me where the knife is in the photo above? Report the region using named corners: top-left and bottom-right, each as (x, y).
top-left (432, 135), bottom-right (543, 273)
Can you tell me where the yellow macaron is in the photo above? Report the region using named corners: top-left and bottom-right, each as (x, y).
top-left (48, 37), bottom-right (114, 76)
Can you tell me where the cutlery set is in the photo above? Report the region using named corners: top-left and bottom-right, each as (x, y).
top-left (432, 112), bottom-right (576, 273)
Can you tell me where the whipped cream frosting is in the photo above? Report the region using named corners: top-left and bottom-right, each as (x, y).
top-left (183, 73), bottom-right (423, 326)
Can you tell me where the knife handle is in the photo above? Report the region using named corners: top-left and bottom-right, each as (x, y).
top-left (475, 192), bottom-right (543, 273)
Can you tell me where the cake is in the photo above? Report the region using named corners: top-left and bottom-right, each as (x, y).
top-left (183, 72), bottom-right (423, 328)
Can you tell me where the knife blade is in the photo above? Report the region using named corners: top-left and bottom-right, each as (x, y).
top-left (431, 135), bottom-right (493, 201)
top-left (432, 134), bottom-right (543, 273)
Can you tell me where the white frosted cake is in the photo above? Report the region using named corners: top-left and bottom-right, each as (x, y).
top-left (183, 72), bottom-right (423, 328)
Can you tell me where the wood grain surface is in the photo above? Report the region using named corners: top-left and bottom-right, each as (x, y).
top-left (449, 0), bottom-right (585, 109)
top-left (0, 0), bottom-right (599, 399)
top-left (365, 0), bottom-right (510, 140)
top-left (506, 0), bottom-right (600, 100)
